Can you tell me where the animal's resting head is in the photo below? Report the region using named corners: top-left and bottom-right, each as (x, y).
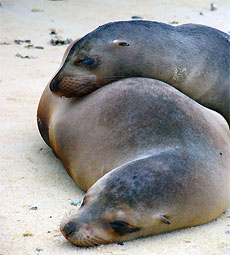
top-left (60, 158), bottom-right (173, 247)
top-left (49, 21), bottom-right (152, 98)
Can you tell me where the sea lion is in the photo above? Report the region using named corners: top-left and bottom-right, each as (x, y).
top-left (37, 77), bottom-right (230, 246)
top-left (48, 20), bottom-right (230, 124)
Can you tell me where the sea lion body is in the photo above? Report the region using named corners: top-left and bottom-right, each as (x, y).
top-left (49, 20), bottom-right (230, 123)
top-left (37, 78), bottom-right (230, 246)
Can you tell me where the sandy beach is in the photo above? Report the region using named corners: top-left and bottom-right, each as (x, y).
top-left (0, 0), bottom-right (230, 254)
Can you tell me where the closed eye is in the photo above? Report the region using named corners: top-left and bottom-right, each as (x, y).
top-left (109, 220), bottom-right (140, 235)
top-left (75, 57), bottom-right (96, 66)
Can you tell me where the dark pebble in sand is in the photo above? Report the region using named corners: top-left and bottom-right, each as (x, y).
top-left (50, 38), bottom-right (73, 46)
top-left (131, 16), bottom-right (143, 20)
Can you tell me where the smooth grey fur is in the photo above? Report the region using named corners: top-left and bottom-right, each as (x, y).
top-left (54, 20), bottom-right (230, 123)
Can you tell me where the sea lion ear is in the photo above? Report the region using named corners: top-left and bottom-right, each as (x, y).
top-left (111, 40), bottom-right (130, 47)
top-left (159, 215), bottom-right (171, 225)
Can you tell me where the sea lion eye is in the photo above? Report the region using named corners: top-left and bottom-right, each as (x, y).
top-left (76, 57), bottom-right (95, 66)
top-left (118, 42), bottom-right (129, 47)
top-left (109, 220), bottom-right (140, 235)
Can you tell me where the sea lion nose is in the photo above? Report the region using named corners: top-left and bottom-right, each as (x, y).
top-left (50, 77), bottom-right (58, 92)
top-left (61, 221), bottom-right (78, 238)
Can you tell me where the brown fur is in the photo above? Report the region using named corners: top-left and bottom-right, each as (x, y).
top-left (37, 77), bottom-right (230, 246)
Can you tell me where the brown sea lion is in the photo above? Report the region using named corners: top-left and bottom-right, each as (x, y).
top-left (37, 77), bottom-right (230, 246)
top-left (48, 20), bottom-right (230, 124)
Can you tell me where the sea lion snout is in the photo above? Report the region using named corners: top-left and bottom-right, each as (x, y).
top-left (60, 213), bottom-right (113, 246)
top-left (61, 220), bottom-right (78, 238)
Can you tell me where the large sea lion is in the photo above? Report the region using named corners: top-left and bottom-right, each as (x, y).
top-left (37, 77), bottom-right (230, 246)
top-left (48, 20), bottom-right (230, 124)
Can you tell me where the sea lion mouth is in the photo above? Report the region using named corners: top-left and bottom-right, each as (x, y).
top-left (50, 75), bottom-right (103, 97)
top-left (60, 222), bottom-right (110, 247)
top-left (71, 234), bottom-right (110, 247)
top-left (50, 73), bottom-right (132, 97)
top-left (64, 83), bottom-right (102, 97)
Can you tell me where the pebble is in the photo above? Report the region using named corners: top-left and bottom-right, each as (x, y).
top-left (24, 44), bottom-right (44, 49)
top-left (14, 39), bottom-right (31, 45)
top-left (210, 2), bottom-right (217, 11)
top-left (70, 198), bottom-right (81, 206)
top-left (31, 9), bottom-right (44, 12)
top-left (131, 16), bottom-right (143, 20)
top-left (23, 231), bottom-right (33, 236)
top-left (50, 37), bottom-right (73, 46)
top-left (15, 53), bottom-right (37, 59)
top-left (35, 46), bottom-right (44, 49)
top-left (50, 29), bottom-right (57, 35)
top-left (0, 42), bottom-right (10, 45)
top-left (29, 205), bottom-right (38, 210)
top-left (170, 21), bottom-right (179, 24)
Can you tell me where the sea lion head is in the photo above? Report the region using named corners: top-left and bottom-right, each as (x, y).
top-left (60, 156), bottom-right (178, 247)
top-left (49, 21), bottom-right (146, 97)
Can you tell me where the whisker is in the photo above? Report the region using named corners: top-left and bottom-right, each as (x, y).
top-left (59, 75), bottom-right (131, 82)
top-left (91, 233), bottom-right (108, 243)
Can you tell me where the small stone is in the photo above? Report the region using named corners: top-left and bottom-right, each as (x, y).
top-left (70, 198), bottom-right (81, 206)
top-left (170, 21), bottom-right (179, 25)
top-left (225, 230), bottom-right (230, 234)
top-left (25, 44), bottom-right (34, 49)
top-left (35, 46), bottom-right (44, 49)
top-left (29, 205), bottom-right (38, 210)
top-left (14, 39), bottom-right (31, 44)
top-left (23, 231), bottom-right (33, 236)
top-left (0, 42), bottom-right (10, 45)
top-left (199, 12), bottom-right (203, 15)
top-left (50, 37), bottom-right (73, 46)
top-left (14, 40), bottom-right (23, 45)
top-left (50, 29), bottom-right (57, 35)
top-left (185, 240), bottom-right (191, 243)
top-left (117, 242), bottom-right (124, 245)
top-left (210, 3), bottom-right (217, 11)
top-left (15, 53), bottom-right (37, 59)
top-left (131, 16), bottom-right (143, 20)
top-left (36, 248), bottom-right (43, 252)
top-left (31, 9), bottom-right (44, 12)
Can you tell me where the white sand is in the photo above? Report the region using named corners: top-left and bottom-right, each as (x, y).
top-left (0, 0), bottom-right (230, 254)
